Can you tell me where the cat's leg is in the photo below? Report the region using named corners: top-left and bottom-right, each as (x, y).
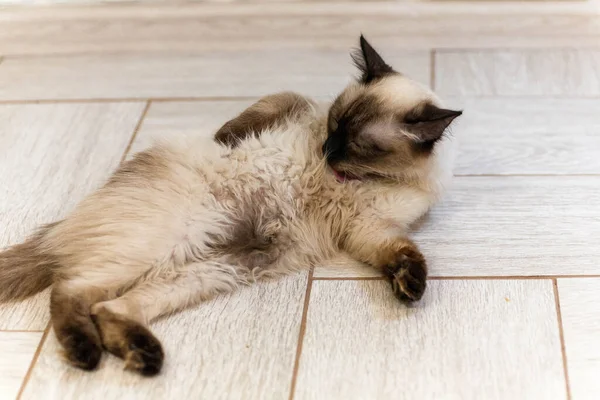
top-left (341, 221), bottom-right (427, 302)
top-left (50, 280), bottom-right (116, 371)
top-left (50, 262), bottom-right (147, 371)
top-left (214, 92), bottom-right (315, 146)
top-left (90, 261), bottom-right (242, 376)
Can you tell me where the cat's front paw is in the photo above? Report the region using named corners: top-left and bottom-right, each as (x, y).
top-left (384, 248), bottom-right (427, 303)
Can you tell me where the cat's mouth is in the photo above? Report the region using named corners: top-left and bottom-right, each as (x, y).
top-left (330, 167), bottom-right (360, 183)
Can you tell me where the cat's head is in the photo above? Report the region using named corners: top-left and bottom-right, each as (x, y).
top-left (323, 36), bottom-right (462, 182)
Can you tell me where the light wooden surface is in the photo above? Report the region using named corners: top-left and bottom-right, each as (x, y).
top-left (414, 176), bottom-right (600, 277)
top-left (0, 102), bottom-right (145, 331)
top-left (21, 273), bottom-right (307, 400)
top-left (294, 279), bottom-right (566, 400)
top-left (0, 291), bottom-right (49, 331)
top-left (1, 2), bottom-right (600, 56)
top-left (436, 50), bottom-right (600, 96)
top-left (0, 332), bottom-right (43, 400)
top-left (448, 98), bottom-right (600, 175)
top-left (0, 51), bottom-right (429, 101)
top-left (558, 278), bottom-right (600, 400)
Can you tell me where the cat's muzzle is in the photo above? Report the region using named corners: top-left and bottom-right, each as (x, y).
top-left (322, 135), bottom-right (346, 163)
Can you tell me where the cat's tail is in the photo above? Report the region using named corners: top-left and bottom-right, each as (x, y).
top-left (0, 222), bottom-right (59, 303)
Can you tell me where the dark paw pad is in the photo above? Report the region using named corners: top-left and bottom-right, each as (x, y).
top-left (124, 329), bottom-right (164, 377)
top-left (384, 249), bottom-right (427, 303)
top-left (63, 329), bottom-right (103, 371)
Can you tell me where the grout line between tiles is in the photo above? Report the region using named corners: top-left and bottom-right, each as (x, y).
top-left (313, 277), bottom-right (386, 281)
top-left (0, 96), bottom-right (259, 106)
top-left (455, 173), bottom-right (600, 178)
top-left (313, 275), bottom-right (600, 281)
top-left (430, 275), bottom-right (600, 280)
top-left (553, 279), bottom-right (572, 400)
top-left (4, 94), bottom-right (600, 106)
top-left (3, 51), bottom-right (263, 60)
top-left (16, 322), bottom-right (50, 400)
top-left (288, 268), bottom-right (314, 400)
top-left (0, 330), bottom-right (45, 333)
top-left (430, 49), bottom-right (436, 91)
top-left (0, 48), bottom-right (433, 60)
top-left (5, 46), bottom-right (600, 61)
top-left (435, 94), bottom-right (600, 99)
top-left (120, 100), bottom-right (151, 163)
top-left (434, 46), bottom-right (600, 54)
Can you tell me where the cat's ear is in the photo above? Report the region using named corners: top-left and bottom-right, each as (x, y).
top-left (352, 35), bottom-right (394, 84)
top-left (404, 103), bottom-right (462, 144)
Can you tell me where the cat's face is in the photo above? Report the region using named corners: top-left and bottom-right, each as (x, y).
top-left (323, 36), bottom-right (462, 181)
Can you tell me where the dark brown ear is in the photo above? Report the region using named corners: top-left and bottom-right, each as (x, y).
top-left (352, 35), bottom-right (394, 84)
top-left (404, 103), bottom-right (462, 147)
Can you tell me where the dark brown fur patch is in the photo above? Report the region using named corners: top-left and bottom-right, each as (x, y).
top-left (344, 234), bottom-right (427, 303)
top-left (207, 189), bottom-right (287, 270)
top-left (50, 285), bottom-right (105, 370)
top-left (323, 94), bottom-right (383, 163)
top-left (92, 307), bottom-right (164, 376)
top-left (324, 91), bottom-right (423, 181)
top-left (405, 103), bottom-right (463, 154)
top-left (325, 96), bottom-right (461, 180)
top-left (0, 222), bottom-right (60, 303)
top-left (380, 240), bottom-right (427, 302)
top-left (215, 92), bottom-right (312, 147)
top-left (351, 35), bottom-right (395, 83)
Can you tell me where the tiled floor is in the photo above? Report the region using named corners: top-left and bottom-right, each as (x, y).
top-left (1, 2), bottom-right (600, 400)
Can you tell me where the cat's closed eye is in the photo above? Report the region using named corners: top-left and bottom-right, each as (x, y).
top-left (348, 140), bottom-right (388, 157)
top-left (328, 118), bottom-right (339, 133)
top-left (347, 141), bottom-right (361, 152)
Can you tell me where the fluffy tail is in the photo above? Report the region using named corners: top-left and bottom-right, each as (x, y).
top-left (0, 223), bottom-right (59, 302)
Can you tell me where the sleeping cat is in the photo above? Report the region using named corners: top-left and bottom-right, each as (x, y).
top-left (0, 36), bottom-right (461, 376)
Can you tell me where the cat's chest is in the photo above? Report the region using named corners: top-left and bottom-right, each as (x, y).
top-left (294, 181), bottom-right (363, 240)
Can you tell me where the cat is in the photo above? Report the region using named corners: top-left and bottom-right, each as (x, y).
top-left (0, 36), bottom-right (461, 376)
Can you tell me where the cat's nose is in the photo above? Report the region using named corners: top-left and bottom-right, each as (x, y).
top-left (322, 136), bottom-right (345, 162)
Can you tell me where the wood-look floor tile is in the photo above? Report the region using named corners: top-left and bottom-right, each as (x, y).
top-left (0, 331), bottom-right (43, 400)
top-left (294, 279), bottom-right (566, 400)
top-left (0, 290), bottom-right (49, 331)
top-left (436, 50), bottom-right (600, 96)
top-left (558, 278), bottom-right (600, 400)
top-left (0, 50), bottom-right (429, 101)
top-left (414, 176), bottom-right (600, 277)
top-left (447, 98), bottom-right (600, 175)
top-left (21, 273), bottom-right (307, 400)
top-left (2, 4), bottom-right (599, 56)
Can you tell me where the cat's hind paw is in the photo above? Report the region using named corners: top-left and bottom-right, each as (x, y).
top-left (92, 306), bottom-right (164, 377)
top-left (123, 330), bottom-right (164, 377)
